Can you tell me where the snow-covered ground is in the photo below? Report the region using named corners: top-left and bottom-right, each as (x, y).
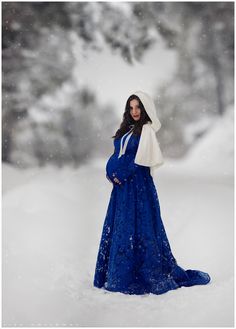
top-left (2, 109), bottom-right (234, 327)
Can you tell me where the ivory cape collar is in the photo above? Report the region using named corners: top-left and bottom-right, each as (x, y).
top-left (118, 122), bottom-right (164, 178)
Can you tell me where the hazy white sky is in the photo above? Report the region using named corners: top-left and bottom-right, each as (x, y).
top-left (73, 33), bottom-right (177, 119)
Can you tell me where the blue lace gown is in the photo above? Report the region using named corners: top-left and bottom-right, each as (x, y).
top-left (93, 131), bottom-right (211, 295)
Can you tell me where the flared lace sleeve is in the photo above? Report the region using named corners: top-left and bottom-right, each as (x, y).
top-left (113, 158), bottom-right (141, 184)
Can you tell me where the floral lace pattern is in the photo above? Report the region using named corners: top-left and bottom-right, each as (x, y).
top-left (93, 133), bottom-right (211, 295)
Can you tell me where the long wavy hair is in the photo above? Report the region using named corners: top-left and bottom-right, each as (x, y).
top-left (112, 94), bottom-right (152, 139)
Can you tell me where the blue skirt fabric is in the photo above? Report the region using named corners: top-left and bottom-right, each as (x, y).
top-left (93, 133), bottom-right (211, 295)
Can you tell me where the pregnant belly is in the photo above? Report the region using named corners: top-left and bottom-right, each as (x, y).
top-left (106, 154), bottom-right (121, 180)
top-left (106, 154), bottom-right (116, 179)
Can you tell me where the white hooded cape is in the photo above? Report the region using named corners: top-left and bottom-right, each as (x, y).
top-left (133, 91), bottom-right (164, 177)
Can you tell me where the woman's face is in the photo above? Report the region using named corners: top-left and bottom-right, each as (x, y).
top-left (129, 99), bottom-right (141, 121)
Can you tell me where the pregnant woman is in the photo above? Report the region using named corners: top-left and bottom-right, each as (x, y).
top-left (93, 90), bottom-right (211, 295)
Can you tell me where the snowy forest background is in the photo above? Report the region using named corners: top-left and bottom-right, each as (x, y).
top-left (2, 1), bottom-right (234, 165)
top-left (2, 1), bottom-right (234, 327)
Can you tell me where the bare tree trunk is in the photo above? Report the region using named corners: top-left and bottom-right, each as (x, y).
top-left (205, 18), bottom-right (225, 116)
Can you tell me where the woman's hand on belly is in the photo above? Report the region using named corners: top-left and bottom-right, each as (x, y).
top-left (106, 172), bottom-right (122, 186)
top-left (112, 174), bottom-right (122, 185)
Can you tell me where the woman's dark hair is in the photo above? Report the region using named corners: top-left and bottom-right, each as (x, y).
top-left (112, 94), bottom-right (152, 139)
